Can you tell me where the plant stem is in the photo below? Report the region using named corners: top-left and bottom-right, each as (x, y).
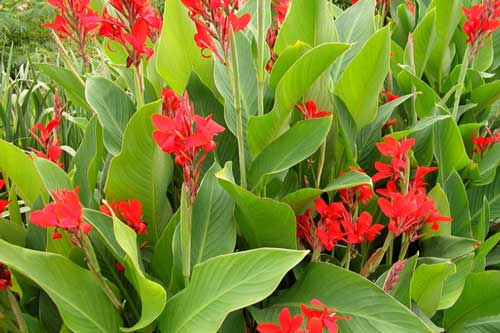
top-left (228, 28), bottom-right (247, 188)
top-left (399, 235), bottom-right (410, 260)
top-left (81, 236), bottom-right (123, 311)
top-left (256, 0), bottom-right (265, 116)
top-left (50, 31), bottom-right (86, 88)
top-left (452, 44), bottom-right (471, 121)
top-left (345, 243), bottom-right (352, 270)
top-left (180, 184), bottom-right (193, 287)
top-left (316, 142), bottom-right (326, 188)
top-left (6, 289), bottom-right (28, 333)
top-left (407, 32), bottom-right (418, 125)
top-left (133, 64), bottom-right (145, 108)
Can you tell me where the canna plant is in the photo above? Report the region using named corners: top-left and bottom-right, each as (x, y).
top-left (0, 0), bottom-right (499, 332)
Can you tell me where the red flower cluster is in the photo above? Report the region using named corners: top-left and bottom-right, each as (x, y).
top-left (30, 187), bottom-right (92, 240)
top-left (0, 180), bottom-right (11, 214)
top-left (152, 89), bottom-right (225, 201)
top-left (99, 0), bottom-right (162, 67)
top-left (266, 0), bottom-right (291, 71)
top-left (0, 263), bottom-right (12, 291)
top-left (30, 94), bottom-right (64, 168)
top-left (44, 0), bottom-right (99, 66)
top-left (380, 90), bottom-right (400, 104)
top-left (462, 0), bottom-right (500, 49)
top-left (295, 101), bottom-right (331, 120)
top-left (100, 199), bottom-right (148, 235)
top-left (257, 299), bottom-right (350, 333)
top-left (296, 170), bottom-right (383, 254)
top-left (471, 127), bottom-right (500, 156)
top-left (373, 137), bottom-right (452, 240)
top-left (181, 0), bottom-right (251, 64)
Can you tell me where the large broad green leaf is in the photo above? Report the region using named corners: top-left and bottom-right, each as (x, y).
top-left (258, 262), bottom-right (433, 333)
top-left (439, 254), bottom-right (474, 310)
top-left (281, 170), bottom-right (372, 214)
top-left (478, 143), bottom-right (500, 176)
top-left (249, 117), bottom-right (332, 187)
top-left (72, 116), bottom-right (106, 208)
top-left (158, 248), bottom-right (307, 333)
top-left (84, 210), bottom-right (167, 331)
top-left (425, 0), bottom-right (462, 86)
top-left (269, 43), bottom-right (311, 90)
top-left (470, 81), bottom-right (500, 113)
top-left (0, 139), bottom-right (47, 206)
top-left (335, 26), bottom-right (391, 128)
top-left (216, 163), bottom-right (296, 249)
top-left (35, 63), bottom-right (91, 112)
top-left (444, 171), bottom-right (473, 238)
top-left (33, 157), bottom-right (71, 192)
top-left (191, 164), bottom-right (236, 268)
top-left (472, 233), bottom-right (500, 272)
top-left (411, 261), bottom-right (456, 317)
top-left (408, 8), bottom-right (437, 78)
top-left (434, 118), bottom-right (470, 183)
top-left (156, 0), bottom-right (215, 94)
top-left (105, 101), bottom-right (173, 244)
top-left (0, 239), bottom-right (122, 333)
top-left (421, 236), bottom-right (476, 259)
top-left (247, 43), bottom-right (349, 157)
top-left (152, 212), bottom-right (181, 291)
top-left (397, 68), bottom-right (441, 118)
top-left (274, 0), bottom-right (337, 54)
top-left (331, 0), bottom-right (376, 79)
top-left (422, 184), bottom-right (452, 238)
top-left (85, 77), bottom-right (136, 156)
top-left (462, 316), bottom-right (500, 333)
top-left (444, 271), bottom-right (500, 333)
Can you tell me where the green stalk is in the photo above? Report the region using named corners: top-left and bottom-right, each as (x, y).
top-left (228, 28), bottom-right (247, 188)
top-left (50, 31), bottom-right (86, 88)
top-left (361, 232), bottom-right (394, 276)
top-left (399, 234), bottom-right (410, 260)
top-left (180, 184), bottom-right (193, 287)
top-left (407, 32), bottom-right (418, 125)
top-left (451, 44), bottom-right (471, 120)
top-left (316, 142), bottom-right (326, 188)
top-left (256, 0), bottom-right (266, 116)
top-left (133, 65), bottom-right (145, 108)
top-left (345, 243), bottom-right (352, 270)
top-left (6, 289), bottom-right (28, 333)
top-left (81, 235), bottom-right (123, 311)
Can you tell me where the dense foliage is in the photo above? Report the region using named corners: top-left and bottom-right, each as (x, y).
top-left (0, 0), bottom-right (499, 332)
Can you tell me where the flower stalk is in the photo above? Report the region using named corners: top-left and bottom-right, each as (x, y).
top-left (180, 184), bottom-right (193, 287)
top-left (6, 289), bottom-right (28, 333)
top-left (133, 65), bottom-right (145, 108)
top-left (451, 44), bottom-right (472, 120)
top-left (257, 0), bottom-right (266, 116)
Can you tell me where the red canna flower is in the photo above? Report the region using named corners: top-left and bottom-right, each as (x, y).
top-left (152, 89), bottom-right (224, 202)
top-left (300, 299), bottom-right (351, 333)
top-left (462, 0), bottom-right (500, 55)
top-left (406, 0), bottom-right (415, 15)
top-left (44, 0), bottom-right (99, 67)
top-left (182, 0), bottom-right (251, 64)
top-left (412, 166), bottom-right (438, 189)
top-left (338, 167), bottom-right (374, 209)
top-left (29, 187), bottom-right (92, 240)
top-left (0, 180), bottom-right (11, 214)
top-left (380, 90), bottom-right (400, 103)
top-left (99, 0), bottom-right (162, 67)
top-left (257, 307), bottom-right (305, 333)
top-left (378, 187), bottom-right (452, 240)
top-left (295, 101), bottom-right (331, 120)
top-left (0, 263), bottom-right (12, 291)
top-left (372, 136), bottom-right (415, 183)
top-left (266, 0), bottom-right (291, 71)
top-left (471, 127), bottom-right (499, 156)
top-left (342, 212), bottom-right (384, 244)
top-left (100, 199), bottom-right (148, 235)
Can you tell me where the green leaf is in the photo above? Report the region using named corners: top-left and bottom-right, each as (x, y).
top-left (260, 262), bottom-right (433, 333)
top-left (84, 210), bottom-right (167, 331)
top-left (421, 236), bottom-right (477, 259)
top-left (191, 164), bottom-right (236, 268)
top-left (0, 139), bottom-right (47, 206)
top-left (281, 170), bottom-right (372, 214)
top-left (444, 271), bottom-right (500, 332)
top-left (156, 0), bottom-right (214, 93)
top-left (269, 42), bottom-right (311, 90)
top-left (0, 239), bottom-right (122, 332)
top-left (335, 26), bottom-right (391, 128)
top-left (247, 43), bottom-right (349, 157)
top-left (159, 248), bottom-right (307, 333)
top-left (479, 143), bottom-right (500, 176)
top-left (472, 233), bottom-right (500, 272)
top-left (35, 63), bottom-right (91, 112)
top-left (411, 261), bottom-right (456, 317)
top-left (462, 315), bottom-right (500, 333)
top-left (408, 8), bottom-right (436, 78)
top-left (274, 0), bottom-right (337, 54)
top-left (216, 163), bottom-right (297, 249)
top-left (85, 77), bottom-right (136, 156)
top-left (470, 81), bottom-right (500, 113)
top-left (421, 184), bottom-right (452, 238)
top-left (376, 254), bottom-right (418, 307)
top-left (397, 67), bottom-right (441, 118)
top-left (249, 117), bottom-right (332, 187)
top-left (152, 212), bottom-right (181, 291)
top-left (425, 0), bottom-right (462, 86)
top-left (105, 101), bottom-right (173, 244)
top-left (439, 254), bottom-right (474, 310)
top-left (331, 0), bottom-right (376, 79)
top-left (33, 157), bottom-right (71, 192)
top-left (72, 116), bottom-right (106, 208)
top-left (391, 115), bottom-right (450, 139)
top-left (444, 171), bottom-right (473, 238)
top-left (435, 119), bottom-right (470, 183)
